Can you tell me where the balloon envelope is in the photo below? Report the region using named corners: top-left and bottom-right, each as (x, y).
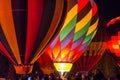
top-left (107, 16), bottom-right (120, 57)
top-left (46, 0), bottom-right (99, 64)
top-left (45, 0), bottom-right (99, 76)
top-left (107, 16), bottom-right (120, 67)
top-left (0, 0), bottom-right (66, 74)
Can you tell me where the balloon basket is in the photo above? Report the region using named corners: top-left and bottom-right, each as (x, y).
top-left (14, 64), bottom-right (34, 74)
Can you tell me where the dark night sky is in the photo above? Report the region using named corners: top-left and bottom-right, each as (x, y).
top-left (94, 0), bottom-right (120, 22)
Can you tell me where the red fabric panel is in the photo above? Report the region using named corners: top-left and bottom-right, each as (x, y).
top-left (86, 55), bottom-right (92, 71)
top-left (92, 3), bottom-right (98, 16)
top-left (24, 0), bottom-right (43, 64)
top-left (78, 0), bottom-right (89, 12)
top-left (37, 52), bottom-right (53, 68)
top-left (0, 42), bottom-right (16, 64)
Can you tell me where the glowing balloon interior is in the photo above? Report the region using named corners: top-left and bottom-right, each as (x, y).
top-left (46, 0), bottom-right (99, 75)
top-left (54, 63), bottom-right (72, 75)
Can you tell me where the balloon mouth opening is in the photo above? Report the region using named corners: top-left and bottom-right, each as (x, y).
top-left (54, 62), bottom-right (73, 75)
top-left (13, 64), bottom-right (34, 74)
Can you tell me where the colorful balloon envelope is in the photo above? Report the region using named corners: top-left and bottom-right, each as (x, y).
top-left (46, 0), bottom-right (99, 75)
top-left (0, 0), bottom-right (66, 74)
top-left (37, 52), bottom-right (55, 75)
top-left (72, 19), bottom-right (107, 72)
top-left (107, 16), bottom-right (120, 67)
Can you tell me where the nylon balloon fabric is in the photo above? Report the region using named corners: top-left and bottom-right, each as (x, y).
top-left (0, 0), bottom-right (67, 74)
top-left (46, 0), bottom-right (99, 63)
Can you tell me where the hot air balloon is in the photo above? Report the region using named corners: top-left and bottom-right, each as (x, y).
top-left (0, 0), bottom-right (67, 74)
top-left (72, 18), bottom-right (107, 77)
top-left (37, 52), bottom-right (55, 75)
top-left (46, 0), bottom-right (99, 78)
top-left (107, 16), bottom-right (120, 67)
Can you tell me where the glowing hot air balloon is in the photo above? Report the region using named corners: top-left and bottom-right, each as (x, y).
top-left (107, 16), bottom-right (120, 67)
top-left (72, 18), bottom-right (107, 76)
top-left (46, 0), bottom-right (99, 78)
top-left (0, 0), bottom-right (66, 74)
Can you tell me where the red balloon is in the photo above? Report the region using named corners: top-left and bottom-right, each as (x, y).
top-left (107, 16), bottom-right (120, 67)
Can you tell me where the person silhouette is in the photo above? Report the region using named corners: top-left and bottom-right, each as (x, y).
top-left (93, 69), bottom-right (105, 80)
